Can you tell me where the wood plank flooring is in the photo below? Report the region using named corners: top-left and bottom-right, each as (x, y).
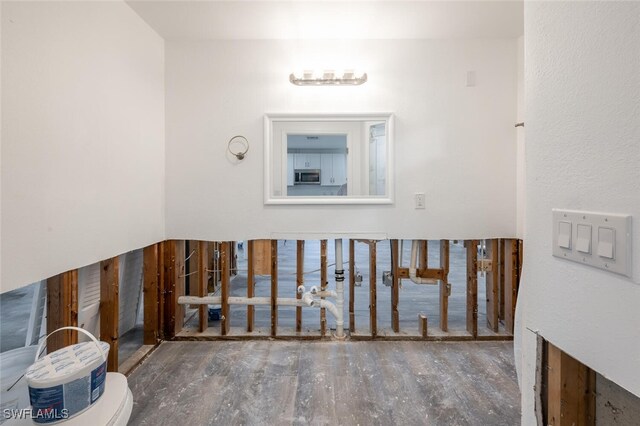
top-left (128, 341), bottom-right (520, 425)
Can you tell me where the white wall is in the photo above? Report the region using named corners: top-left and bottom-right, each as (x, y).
top-left (165, 39), bottom-right (518, 241)
top-left (517, 2), bottom-right (640, 423)
top-left (1, 2), bottom-right (165, 293)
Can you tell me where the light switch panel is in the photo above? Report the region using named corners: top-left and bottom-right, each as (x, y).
top-left (552, 209), bottom-right (632, 277)
top-left (576, 224), bottom-right (592, 254)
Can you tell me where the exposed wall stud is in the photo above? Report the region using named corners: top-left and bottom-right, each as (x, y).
top-left (504, 239), bottom-right (519, 334)
top-left (296, 240), bottom-right (304, 333)
top-left (220, 241), bottom-right (231, 335)
top-left (391, 239), bottom-right (400, 333)
top-left (163, 240), bottom-right (185, 338)
top-left (486, 239), bottom-right (499, 332)
top-left (498, 238), bottom-right (506, 321)
top-left (198, 241), bottom-right (209, 333)
top-left (143, 244), bottom-right (160, 344)
top-left (369, 241), bottom-right (377, 338)
top-left (420, 240), bottom-right (428, 269)
top-left (465, 240), bottom-right (478, 338)
top-left (270, 240), bottom-right (278, 337)
top-left (349, 239), bottom-right (356, 333)
top-left (546, 342), bottom-right (596, 426)
top-left (439, 240), bottom-right (450, 332)
top-left (419, 314), bottom-right (428, 338)
top-left (320, 240), bottom-right (328, 336)
top-left (247, 240), bottom-right (255, 332)
top-left (46, 270), bottom-right (78, 352)
top-left (100, 258), bottom-right (119, 371)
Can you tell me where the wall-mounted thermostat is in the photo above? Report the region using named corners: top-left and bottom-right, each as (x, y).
top-left (552, 209), bottom-right (632, 277)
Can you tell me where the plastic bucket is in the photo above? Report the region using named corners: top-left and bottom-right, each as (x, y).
top-left (25, 327), bottom-right (109, 424)
top-left (0, 345), bottom-right (39, 424)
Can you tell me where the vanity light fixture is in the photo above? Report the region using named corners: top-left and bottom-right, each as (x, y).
top-left (289, 70), bottom-right (367, 86)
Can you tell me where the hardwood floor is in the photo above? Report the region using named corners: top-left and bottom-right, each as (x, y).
top-left (128, 340), bottom-right (520, 425)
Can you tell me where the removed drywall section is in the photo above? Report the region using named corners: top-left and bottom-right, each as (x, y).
top-left (596, 373), bottom-right (640, 425)
top-left (1, 2), bottom-right (165, 292)
top-left (165, 39), bottom-right (518, 241)
top-left (519, 2), bottom-right (640, 423)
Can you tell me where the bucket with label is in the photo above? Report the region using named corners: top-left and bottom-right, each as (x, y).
top-left (24, 327), bottom-right (109, 424)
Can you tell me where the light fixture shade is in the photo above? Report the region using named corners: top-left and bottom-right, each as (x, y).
top-left (289, 70), bottom-right (367, 86)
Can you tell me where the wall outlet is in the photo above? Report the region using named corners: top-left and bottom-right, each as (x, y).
top-left (415, 193), bottom-right (426, 209)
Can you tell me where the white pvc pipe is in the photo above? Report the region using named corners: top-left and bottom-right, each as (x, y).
top-left (334, 239), bottom-right (345, 337)
top-left (301, 292), bottom-right (316, 307)
top-left (311, 290), bottom-right (337, 298)
top-left (178, 296), bottom-right (222, 305)
top-left (318, 299), bottom-right (340, 321)
top-left (409, 240), bottom-right (438, 285)
top-left (178, 295), bottom-right (311, 307)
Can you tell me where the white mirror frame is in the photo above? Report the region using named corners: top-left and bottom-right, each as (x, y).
top-left (264, 113), bottom-right (395, 205)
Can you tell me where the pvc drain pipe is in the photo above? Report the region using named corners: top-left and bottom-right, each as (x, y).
top-left (334, 239), bottom-right (345, 338)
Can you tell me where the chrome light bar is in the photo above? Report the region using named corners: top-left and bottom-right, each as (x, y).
top-left (289, 70), bottom-right (368, 86)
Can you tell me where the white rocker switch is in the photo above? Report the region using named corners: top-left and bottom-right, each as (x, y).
top-left (597, 227), bottom-right (615, 259)
top-left (576, 224), bottom-right (592, 254)
top-left (558, 221), bottom-right (572, 249)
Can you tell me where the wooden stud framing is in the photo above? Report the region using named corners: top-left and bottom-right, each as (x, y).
top-left (419, 240), bottom-right (428, 269)
top-left (143, 244), bottom-right (161, 345)
top-left (100, 258), bottom-right (119, 371)
top-left (396, 268), bottom-right (445, 280)
top-left (220, 242), bottom-right (231, 335)
top-left (504, 239), bottom-right (520, 334)
top-left (369, 241), bottom-right (377, 338)
top-left (157, 242), bottom-right (166, 339)
top-left (439, 240), bottom-right (450, 332)
top-left (230, 242), bottom-right (237, 276)
top-left (198, 241), bottom-right (209, 332)
top-left (254, 239), bottom-right (271, 275)
top-left (163, 240), bottom-right (186, 338)
top-left (211, 242), bottom-right (220, 291)
top-left (518, 240), bottom-right (524, 279)
top-left (46, 270), bottom-right (78, 353)
top-left (296, 240), bottom-right (304, 332)
top-left (391, 239), bottom-right (400, 333)
top-left (418, 314), bottom-right (428, 338)
top-left (465, 240), bottom-right (478, 338)
top-left (247, 240), bottom-right (255, 332)
top-left (270, 240), bottom-right (278, 337)
top-left (349, 239), bottom-right (356, 333)
top-left (186, 241), bottom-right (198, 298)
top-left (485, 239), bottom-right (499, 332)
top-left (546, 342), bottom-right (596, 426)
top-left (498, 238), bottom-right (506, 321)
top-left (320, 240), bottom-right (328, 336)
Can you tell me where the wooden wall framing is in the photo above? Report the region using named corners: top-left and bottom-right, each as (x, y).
top-left (100, 257), bottom-right (119, 371)
top-left (143, 243), bottom-right (162, 344)
top-left (41, 237), bottom-right (522, 347)
top-left (46, 270), bottom-right (78, 353)
top-left (543, 341), bottom-right (596, 426)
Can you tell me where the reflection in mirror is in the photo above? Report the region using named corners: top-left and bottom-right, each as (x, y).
top-left (265, 114), bottom-right (393, 205)
top-left (288, 134), bottom-right (348, 197)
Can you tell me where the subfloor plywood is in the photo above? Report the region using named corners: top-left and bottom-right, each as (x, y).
top-left (128, 340), bottom-right (520, 425)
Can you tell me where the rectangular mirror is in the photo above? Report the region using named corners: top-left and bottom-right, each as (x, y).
top-left (264, 113), bottom-right (394, 205)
